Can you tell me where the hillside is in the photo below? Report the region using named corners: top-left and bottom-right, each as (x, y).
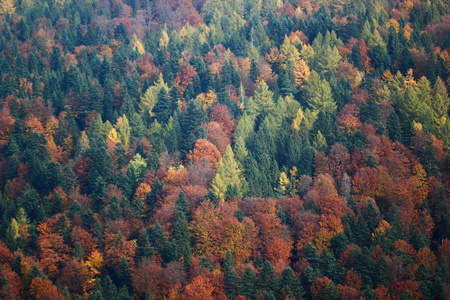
top-left (0, 0), bottom-right (449, 299)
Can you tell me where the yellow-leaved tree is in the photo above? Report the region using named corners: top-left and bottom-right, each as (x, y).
top-left (130, 34), bottom-right (145, 55)
top-left (139, 74), bottom-right (168, 116)
top-left (106, 128), bottom-right (120, 144)
top-left (291, 107), bottom-right (304, 131)
top-left (0, 0), bottom-right (16, 15)
top-left (159, 30), bottom-right (170, 49)
top-left (293, 59), bottom-right (310, 89)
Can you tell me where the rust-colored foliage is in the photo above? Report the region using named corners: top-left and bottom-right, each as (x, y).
top-left (209, 105), bottom-right (234, 137)
top-left (71, 226), bottom-right (98, 258)
top-left (29, 277), bottom-right (65, 300)
top-left (132, 258), bottom-right (166, 299)
top-left (182, 275), bottom-right (215, 300)
top-left (59, 259), bottom-right (91, 295)
top-left (38, 232), bottom-right (70, 278)
top-left (374, 284), bottom-right (392, 300)
top-left (311, 277), bottom-right (332, 300)
top-left (391, 280), bottom-right (422, 299)
top-left (0, 265), bottom-right (22, 299)
top-left (203, 122), bottom-right (230, 155)
top-left (0, 106), bottom-right (15, 147)
top-left (186, 139), bottom-right (221, 166)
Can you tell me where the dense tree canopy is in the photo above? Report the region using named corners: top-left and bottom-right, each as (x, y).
top-left (0, 0), bottom-right (448, 299)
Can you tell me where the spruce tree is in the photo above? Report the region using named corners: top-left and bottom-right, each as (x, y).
top-left (107, 194), bottom-right (122, 221)
top-left (118, 256), bottom-right (132, 291)
top-left (153, 87), bottom-right (171, 125)
top-left (387, 110), bottom-right (402, 142)
top-left (102, 276), bottom-right (118, 300)
top-left (241, 267), bottom-right (257, 299)
top-left (225, 270), bottom-right (241, 299)
top-left (280, 267), bottom-right (305, 299)
top-left (173, 209), bottom-right (192, 266)
top-left (258, 261), bottom-right (279, 295)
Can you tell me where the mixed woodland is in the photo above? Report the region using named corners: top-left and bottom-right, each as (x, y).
top-left (0, 0), bottom-right (449, 299)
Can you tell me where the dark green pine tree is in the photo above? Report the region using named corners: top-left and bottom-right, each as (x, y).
top-left (305, 197), bottom-right (319, 214)
top-left (305, 243), bottom-right (320, 269)
top-left (87, 138), bottom-right (115, 182)
top-left (421, 140), bottom-right (440, 178)
top-left (365, 199), bottom-right (380, 233)
top-left (278, 70), bottom-right (297, 97)
top-left (182, 100), bottom-right (205, 137)
top-left (114, 22), bottom-right (130, 44)
top-left (116, 286), bottom-right (133, 300)
top-left (409, 226), bottom-right (427, 250)
top-left (50, 45), bottom-right (62, 72)
top-left (133, 196), bottom-right (143, 216)
top-left (16, 184), bottom-right (40, 221)
top-left (319, 249), bottom-right (344, 284)
top-left (74, 242), bottom-right (84, 261)
top-left (173, 208), bottom-right (192, 266)
top-left (399, 45), bottom-right (414, 75)
top-left (353, 247), bottom-right (375, 289)
top-left (299, 142), bottom-right (314, 176)
top-left (107, 194), bottom-right (122, 221)
top-left (136, 229), bottom-right (154, 262)
top-left (89, 285), bottom-right (105, 300)
top-left (103, 76), bottom-right (116, 122)
top-left (331, 232), bottom-right (349, 258)
top-left (324, 281), bottom-right (340, 300)
top-left (148, 222), bottom-right (169, 261)
top-left (434, 186), bottom-right (450, 240)
top-left (29, 263), bottom-right (45, 280)
top-left (176, 190), bottom-right (188, 217)
top-left (93, 221), bottom-right (104, 245)
top-left (18, 18), bottom-right (31, 42)
top-left (120, 93), bottom-right (136, 120)
top-left (312, 111), bottom-right (333, 143)
top-left (6, 155), bottom-right (19, 181)
top-left (214, 72), bottom-right (228, 103)
top-left (146, 177), bottom-right (164, 214)
top-left (116, 286), bottom-right (132, 300)
top-left (387, 25), bottom-right (398, 60)
top-left (183, 83), bottom-right (195, 100)
top-left (374, 256), bottom-right (392, 288)
top-left (387, 110), bottom-right (402, 142)
top-left (90, 171), bottom-right (106, 212)
top-left (386, 205), bottom-right (404, 242)
top-left (11, 253), bottom-right (22, 275)
top-left (102, 276), bottom-right (118, 300)
top-left (169, 86), bottom-right (180, 113)
top-left (250, 59), bottom-right (259, 82)
top-left (118, 256), bottom-right (132, 291)
top-left (166, 112), bottom-right (181, 153)
top-left (222, 251), bottom-right (235, 274)
top-left (331, 76), bottom-right (352, 111)
top-left (241, 266), bottom-right (257, 299)
top-left (350, 43), bottom-right (362, 70)
top-left (360, 97), bottom-right (379, 124)
top-left (353, 213), bottom-right (371, 248)
top-left (222, 60), bottom-right (233, 86)
top-left (280, 267), bottom-right (305, 299)
top-left (63, 64), bottom-right (81, 93)
top-left (225, 269), bottom-right (241, 299)
top-left (258, 261), bottom-right (279, 295)
top-left (68, 201), bottom-right (82, 221)
top-left (153, 87), bottom-right (171, 125)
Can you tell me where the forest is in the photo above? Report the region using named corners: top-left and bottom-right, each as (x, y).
top-left (0, 0), bottom-right (449, 299)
